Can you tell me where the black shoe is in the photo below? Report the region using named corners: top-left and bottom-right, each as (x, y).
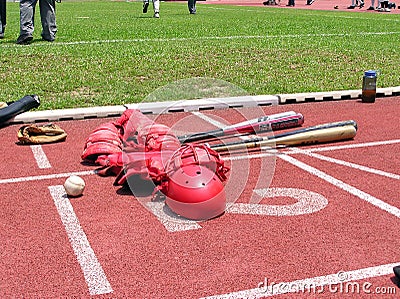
top-left (367, 5), bottom-right (375, 9)
top-left (143, 2), bottom-right (149, 13)
top-left (347, 5), bottom-right (356, 8)
top-left (42, 37), bottom-right (55, 42)
top-left (41, 34), bottom-right (55, 42)
top-left (16, 34), bottom-right (33, 45)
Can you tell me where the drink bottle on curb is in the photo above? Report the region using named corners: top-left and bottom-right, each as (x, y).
top-left (361, 70), bottom-right (377, 103)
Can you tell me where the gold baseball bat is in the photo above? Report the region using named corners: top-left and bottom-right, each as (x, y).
top-left (210, 121), bottom-right (357, 152)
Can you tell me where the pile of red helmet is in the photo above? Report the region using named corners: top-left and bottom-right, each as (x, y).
top-left (81, 109), bottom-right (229, 221)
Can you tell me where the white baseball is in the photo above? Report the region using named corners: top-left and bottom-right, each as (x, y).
top-left (64, 175), bottom-right (86, 197)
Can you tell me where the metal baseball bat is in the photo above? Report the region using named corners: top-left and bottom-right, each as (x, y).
top-left (178, 111), bottom-right (303, 143)
top-left (210, 120), bottom-right (357, 152)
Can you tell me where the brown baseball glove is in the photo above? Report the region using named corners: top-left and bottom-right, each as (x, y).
top-left (17, 123), bottom-right (67, 144)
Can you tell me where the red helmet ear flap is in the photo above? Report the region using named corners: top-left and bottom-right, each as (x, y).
top-left (160, 144), bottom-right (229, 220)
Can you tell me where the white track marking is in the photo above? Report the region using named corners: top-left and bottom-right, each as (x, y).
top-left (30, 145), bottom-right (51, 169)
top-left (227, 149), bottom-right (281, 161)
top-left (1, 139), bottom-right (398, 184)
top-left (48, 185), bottom-right (113, 296)
top-left (227, 139), bottom-right (400, 161)
top-left (279, 154), bottom-right (400, 218)
top-left (304, 139), bottom-right (400, 153)
top-left (0, 170), bottom-right (96, 184)
top-left (191, 111), bottom-right (250, 140)
top-left (201, 262), bottom-right (398, 298)
top-left (144, 201), bottom-right (202, 232)
top-left (290, 148), bottom-right (400, 180)
top-left (2, 32), bottom-right (399, 48)
top-left (191, 111), bottom-right (227, 129)
top-left (227, 188), bottom-right (328, 216)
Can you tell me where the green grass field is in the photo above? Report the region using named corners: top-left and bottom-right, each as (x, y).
top-left (1, 0), bottom-right (399, 110)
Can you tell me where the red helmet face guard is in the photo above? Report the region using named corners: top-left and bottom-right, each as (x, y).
top-left (161, 144), bottom-right (229, 220)
top-left (165, 144), bottom-right (229, 182)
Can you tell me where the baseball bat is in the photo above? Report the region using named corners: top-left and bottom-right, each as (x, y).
top-left (210, 120), bottom-right (357, 152)
top-left (178, 111), bottom-right (304, 143)
top-left (0, 95), bottom-right (40, 127)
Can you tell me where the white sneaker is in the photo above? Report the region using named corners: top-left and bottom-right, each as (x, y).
top-left (154, 12), bottom-right (160, 18)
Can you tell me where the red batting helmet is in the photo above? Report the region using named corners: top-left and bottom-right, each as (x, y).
top-left (161, 144), bottom-right (229, 220)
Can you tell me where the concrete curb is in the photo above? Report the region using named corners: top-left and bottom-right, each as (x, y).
top-left (6, 86), bottom-right (400, 124)
top-left (278, 86), bottom-right (400, 103)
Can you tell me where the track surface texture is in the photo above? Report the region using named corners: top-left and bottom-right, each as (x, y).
top-left (1, 96), bottom-right (399, 298)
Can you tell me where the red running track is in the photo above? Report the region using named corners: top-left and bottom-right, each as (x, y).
top-left (0, 96), bottom-right (399, 298)
top-left (203, 0), bottom-right (400, 14)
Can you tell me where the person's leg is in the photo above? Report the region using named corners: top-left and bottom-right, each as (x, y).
top-left (382, 0), bottom-right (390, 10)
top-left (188, 0), bottom-right (196, 14)
top-left (17, 0), bottom-right (37, 44)
top-left (153, 0), bottom-right (159, 17)
top-left (0, 0), bottom-right (6, 38)
top-left (367, 0), bottom-right (375, 9)
top-left (143, 0), bottom-right (149, 13)
top-left (348, 0), bottom-right (356, 8)
top-left (39, 0), bottom-right (56, 41)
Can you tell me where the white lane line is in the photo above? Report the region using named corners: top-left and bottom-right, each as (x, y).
top-left (48, 185), bottom-right (113, 296)
top-left (227, 139), bottom-right (400, 161)
top-left (191, 111), bottom-right (261, 141)
top-left (201, 262), bottom-right (398, 298)
top-left (2, 139), bottom-right (398, 184)
top-left (30, 145), bottom-right (52, 169)
top-left (191, 111), bottom-right (227, 129)
top-left (279, 154), bottom-right (400, 218)
top-left (144, 201), bottom-right (202, 232)
top-left (290, 148), bottom-right (400, 180)
top-left (3, 32), bottom-right (399, 48)
top-left (304, 139), bottom-right (400, 153)
top-left (0, 170), bottom-right (96, 184)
